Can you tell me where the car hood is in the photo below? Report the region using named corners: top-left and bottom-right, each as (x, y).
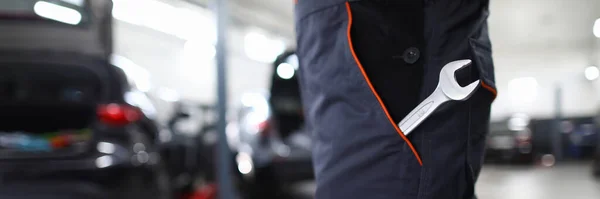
top-left (0, 0), bottom-right (113, 61)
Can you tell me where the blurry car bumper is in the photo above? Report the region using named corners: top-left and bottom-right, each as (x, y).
top-left (0, 140), bottom-right (158, 175)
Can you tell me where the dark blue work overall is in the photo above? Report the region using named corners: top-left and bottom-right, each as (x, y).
top-left (295, 0), bottom-right (497, 198)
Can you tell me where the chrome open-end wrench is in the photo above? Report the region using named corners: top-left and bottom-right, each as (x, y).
top-left (398, 60), bottom-right (480, 136)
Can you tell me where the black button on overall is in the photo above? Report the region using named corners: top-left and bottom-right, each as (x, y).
top-left (402, 47), bottom-right (421, 64)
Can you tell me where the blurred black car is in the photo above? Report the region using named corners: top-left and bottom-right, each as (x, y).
top-left (0, 47), bottom-right (171, 199)
top-left (229, 51), bottom-right (313, 197)
top-left (485, 115), bottom-right (534, 163)
top-left (160, 101), bottom-right (222, 197)
top-left (593, 147), bottom-right (600, 177)
top-left (0, 1), bottom-right (170, 198)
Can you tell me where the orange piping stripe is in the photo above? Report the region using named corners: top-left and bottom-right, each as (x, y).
top-left (344, 2), bottom-right (423, 166)
top-left (480, 81), bottom-right (497, 99)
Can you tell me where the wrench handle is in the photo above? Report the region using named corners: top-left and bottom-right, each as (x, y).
top-left (397, 87), bottom-right (449, 135)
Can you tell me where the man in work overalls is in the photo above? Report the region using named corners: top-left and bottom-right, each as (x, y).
top-left (295, 0), bottom-right (497, 198)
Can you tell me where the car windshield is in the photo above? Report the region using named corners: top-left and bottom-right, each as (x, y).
top-left (0, 0), bottom-right (91, 25)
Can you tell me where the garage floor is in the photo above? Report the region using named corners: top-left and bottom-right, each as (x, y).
top-left (286, 162), bottom-right (600, 199)
top-left (477, 162), bottom-right (600, 199)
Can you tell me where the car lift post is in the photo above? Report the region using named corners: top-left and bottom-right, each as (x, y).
top-left (213, 0), bottom-right (235, 198)
top-left (553, 84), bottom-right (563, 162)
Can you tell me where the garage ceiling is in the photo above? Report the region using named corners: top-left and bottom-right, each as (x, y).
top-left (181, 0), bottom-right (600, 53)
top-left (489, 0), bottom-right (600, 52)
top-left (181, 0), bottom-right (294, 39)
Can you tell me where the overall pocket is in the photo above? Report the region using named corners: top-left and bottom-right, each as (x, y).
top-left (468, 23), bottom-right (497, 99)
top-left (464, 22), bottom-right (496, 199)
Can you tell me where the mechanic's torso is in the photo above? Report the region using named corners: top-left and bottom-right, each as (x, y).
top-left (295, 0), bottom-right (495, 198)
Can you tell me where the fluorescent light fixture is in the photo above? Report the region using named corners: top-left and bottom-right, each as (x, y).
top-left (34, 1), bottom-right (82, 25)
top-left (594, 18), bottom-right (600, 38)
top-left (277, 63), bottom-right (295, 79)
top-left (244, 31), bottom-right (286, 63)
top-left (585, 66), bottom-right (599, 81)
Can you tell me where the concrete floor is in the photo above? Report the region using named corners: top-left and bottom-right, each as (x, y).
top-left (286, 163), bottom-right (600, 199)
top-left (477, 162), bottom-right (600, 199)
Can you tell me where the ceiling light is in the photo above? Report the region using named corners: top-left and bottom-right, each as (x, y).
top-left (34, 1), bottom-right (82, 25)
top-left (585, 66), bottom-right (599, 81)
top-left (276, 63), bottom-right (295, 79)
top-left (594, 18), bottom-right (600, 38)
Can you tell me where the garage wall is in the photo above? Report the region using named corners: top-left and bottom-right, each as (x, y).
top-left (116, 21), bottom-right (273, 98)
top-left (491, 44), bottom-right (599, 121)
top-left (486, 0), bottom-right (600, 121)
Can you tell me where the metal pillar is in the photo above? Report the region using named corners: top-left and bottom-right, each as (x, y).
top-left (212, 0), bottom-right (234, 198)
top-left (552, 84), bottom-right (563, 162)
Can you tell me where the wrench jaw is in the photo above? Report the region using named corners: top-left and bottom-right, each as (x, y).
top-left (438, 59), bottom-right (480, 101)
top-left (398, 59), bottom-right (481, 135)
top-left (456, 80), bottom-right (480, 101)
